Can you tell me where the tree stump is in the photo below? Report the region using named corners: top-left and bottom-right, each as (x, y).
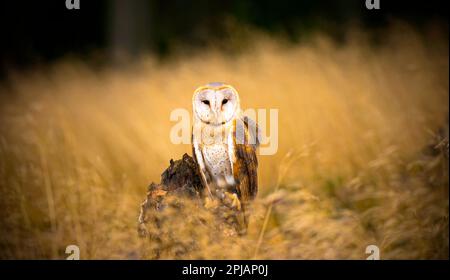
top-left (137, 153), bottom-right (247, 258)
top-left (138, 153), bottom-right (204, 236)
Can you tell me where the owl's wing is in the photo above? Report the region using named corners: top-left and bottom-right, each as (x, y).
top-left (192, 133), bottom-right (213, 198)
top-left (232, 116), bottom-right (259, 202)
top-left (242, 115), bottom-right (260, 149)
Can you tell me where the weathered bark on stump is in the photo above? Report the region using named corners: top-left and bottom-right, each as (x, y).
top-left (138, 153), bottom-right (204, 236)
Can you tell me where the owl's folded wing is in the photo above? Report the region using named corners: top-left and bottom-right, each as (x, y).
top-left (233, 116), bottom-right (259, 201)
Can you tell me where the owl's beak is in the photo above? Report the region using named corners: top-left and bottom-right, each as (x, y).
top-left (212, 107), bottom-right (219, 122)
top-left (212, 112), bottom-right (219, 124)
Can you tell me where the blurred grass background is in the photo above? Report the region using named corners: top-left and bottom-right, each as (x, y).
top-left (0, 22), bottom-right (448, 259)
top-left (0, 1), bottom-right (448, 259)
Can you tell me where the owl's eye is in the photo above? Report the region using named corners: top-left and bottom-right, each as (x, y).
top-left (222, 99), bottom-right (228, 105)
top-left (202, 100), bottom-right (210, 105)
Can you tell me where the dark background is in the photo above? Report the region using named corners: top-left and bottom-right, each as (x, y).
top-left (0, 0), bottom-right (448, 76)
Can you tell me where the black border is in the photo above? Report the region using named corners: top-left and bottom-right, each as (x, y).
top-left (0, 260), bottom-right (448, 279)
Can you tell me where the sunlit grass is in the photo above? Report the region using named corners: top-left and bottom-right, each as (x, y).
top-left (0, 23), bottom-right (448, 259)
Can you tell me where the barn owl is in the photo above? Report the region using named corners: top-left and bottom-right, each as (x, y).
top-left (192, 82), bottom-right (259, 229)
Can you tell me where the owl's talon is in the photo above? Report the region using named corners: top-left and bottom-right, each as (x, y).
top-left (224, 192), bottom-right (241, 211)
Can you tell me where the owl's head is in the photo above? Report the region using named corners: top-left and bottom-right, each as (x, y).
top-left (192, 82), bottom-right (240, 126)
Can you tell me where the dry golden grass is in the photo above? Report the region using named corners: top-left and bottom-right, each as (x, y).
top-left (0, 23), bottom-right (448, 259)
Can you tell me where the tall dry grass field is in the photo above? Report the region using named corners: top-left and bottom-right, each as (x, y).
top-left (0, 24), bottom-right (448, 259)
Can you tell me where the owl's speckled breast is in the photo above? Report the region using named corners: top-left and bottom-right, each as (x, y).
top-left (202, 144), bottom-right (232, 184)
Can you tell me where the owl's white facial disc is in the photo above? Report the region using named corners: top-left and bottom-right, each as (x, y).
top-left (193, 85), bottom-right (239, 126)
